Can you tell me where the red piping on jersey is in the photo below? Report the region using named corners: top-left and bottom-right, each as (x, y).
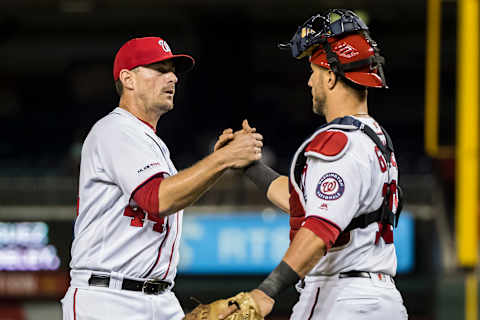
top-left (76, 197), bottom-right (79, 217)
top-left (307, 288), bottom-right (320, 320)
top-left (137, 118), bottom-right (156, 133)
top-left (162, 212), bottom-right (179, 280)
top-left (73, 288), bottom-right (78, 320)
top-left (144, 217), bottom-right (170, 278)
top-left (303, 216), bottom-right (341, 251)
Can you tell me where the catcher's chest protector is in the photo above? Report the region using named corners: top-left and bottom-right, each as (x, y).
top-left (288, 116), bottom-right (402, 243)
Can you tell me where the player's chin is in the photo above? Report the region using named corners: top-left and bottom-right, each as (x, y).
top-left (162, 97), bottom-right (174, 108)
top-left (164, 100), bottom-right (174, 108)
top-left (154, 101), bottom-right (174, 113)
top-left (165, 97), bottom-right (175, 107)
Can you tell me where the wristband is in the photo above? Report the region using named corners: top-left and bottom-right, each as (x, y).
top-left (243, 161), bottom-right (280, 194)
top-left (257, 261), bottom-right (300, 298)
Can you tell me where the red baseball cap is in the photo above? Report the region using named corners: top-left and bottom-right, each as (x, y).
top-left (310, 33), bottom-right (383, 88)
top-left (113, 37), bottom-right (195, 81)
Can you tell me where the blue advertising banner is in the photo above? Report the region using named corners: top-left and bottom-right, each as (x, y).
top-left (178, 211), bottom-right (414, 274)
top-left (393, 211), bottom-right (415, 273)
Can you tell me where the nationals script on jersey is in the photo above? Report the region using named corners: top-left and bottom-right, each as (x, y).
top-left (70, 107), bottom-right (182, 283)
top-left (293, 116), bottom-right (398, 276)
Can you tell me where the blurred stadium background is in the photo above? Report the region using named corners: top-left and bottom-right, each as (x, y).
top-left (0, 0), bottom-right (475, 319)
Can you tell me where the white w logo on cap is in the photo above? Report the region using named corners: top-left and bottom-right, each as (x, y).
top-left (158, 40), bottom-right (171, 53)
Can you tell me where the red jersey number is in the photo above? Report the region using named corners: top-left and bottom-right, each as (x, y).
top-left (374, 146), bottom-right (387, 173)
top-left (123, 206), bottom-right (146, 227)
top-left (123, 206), bottom-right (165, 232)
top-left (147, 213), bottom-right (166, 233)
top-left (376, 222), bottom-right (394, 244)
top-left (374, 144), bottom-right (397, 245)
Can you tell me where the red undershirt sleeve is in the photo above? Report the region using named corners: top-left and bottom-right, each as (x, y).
top-left (302, 216), bottom-right (341, 251)
top-left (132, 176), bottom-right (163, 215)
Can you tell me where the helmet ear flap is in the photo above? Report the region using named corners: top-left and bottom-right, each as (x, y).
top-left (360, 30), bottom-right (388, 88)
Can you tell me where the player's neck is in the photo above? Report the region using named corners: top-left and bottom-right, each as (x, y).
top-left (118, 96), bottom-right (162, 129)
top-left (324, 92), bottom-right (368, 123)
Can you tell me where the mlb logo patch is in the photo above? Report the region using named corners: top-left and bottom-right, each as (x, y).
top-left (316, 172), bottom-right (345, 200)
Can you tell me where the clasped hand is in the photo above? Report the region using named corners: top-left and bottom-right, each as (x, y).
top-left (214, 120), bottom-right (263, 169)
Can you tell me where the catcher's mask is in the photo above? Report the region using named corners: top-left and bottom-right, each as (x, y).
top-left (279, 9), bottom-right (388, 88)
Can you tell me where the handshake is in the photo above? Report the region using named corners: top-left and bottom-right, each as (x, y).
top-left (213, 119), bottom-right (264, 169)
top-left (182, 121), bottom-right (276, 320)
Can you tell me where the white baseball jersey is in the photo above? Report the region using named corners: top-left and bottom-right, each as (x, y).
top-left (288, 115), bottom-right (407, 320)
top-left (70, 107), bottom-right (182, 283)
top-left (290, 115), bottom-right (399, 276)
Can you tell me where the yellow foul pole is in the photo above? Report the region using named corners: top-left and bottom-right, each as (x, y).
top-left (456, 0), bottom-right (479, 318)
top-left (425, 0), bottom-right (455, 158)
top-left (456, 0), bottom-right (479, 268)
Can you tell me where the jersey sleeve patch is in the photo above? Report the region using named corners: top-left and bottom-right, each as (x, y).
top-left (304, 131), bottom-right (349, 161)
top-left (316, 172), bottom-right (345, 200)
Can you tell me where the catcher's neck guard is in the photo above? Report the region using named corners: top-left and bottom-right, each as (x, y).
top-left (279, 9), bottom-right (388, 88)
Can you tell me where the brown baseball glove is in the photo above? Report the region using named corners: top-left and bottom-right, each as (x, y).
top-left (183, 292), bottom-right (263, 320)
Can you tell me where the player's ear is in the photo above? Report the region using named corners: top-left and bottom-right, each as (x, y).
top-left (119, 69), bottom-right (135, 91)
top-left (326, 70), bottom-right (337, 90)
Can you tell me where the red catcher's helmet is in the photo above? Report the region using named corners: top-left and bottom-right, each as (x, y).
top-left (310, 33), bottom-right (384, 88)
top-left (279, 10), bottom-right (387, 88)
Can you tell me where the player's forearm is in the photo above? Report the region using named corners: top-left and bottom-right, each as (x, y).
top-left (255, 228), bottom-right (325, 299)
top-left (266, 176), bottom-right (290, 213)
top-left (157, 151), bottom-right (230, 215)
top-left (283, 227), bottom-right (326, 277)
top-left (244, 161), bottom-right (290, 213)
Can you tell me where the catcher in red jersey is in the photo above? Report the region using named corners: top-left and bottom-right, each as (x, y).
top-left (188, 9), bottom-right (408, 320)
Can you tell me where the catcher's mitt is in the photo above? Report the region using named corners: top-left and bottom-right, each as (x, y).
top-left (184, 292), bottom-right (263, 320)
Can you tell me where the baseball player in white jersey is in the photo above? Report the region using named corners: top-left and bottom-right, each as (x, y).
top-left (212, 10), bottom-right (408, 320)
top-left (61, 36), bottom-right (264, 320)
